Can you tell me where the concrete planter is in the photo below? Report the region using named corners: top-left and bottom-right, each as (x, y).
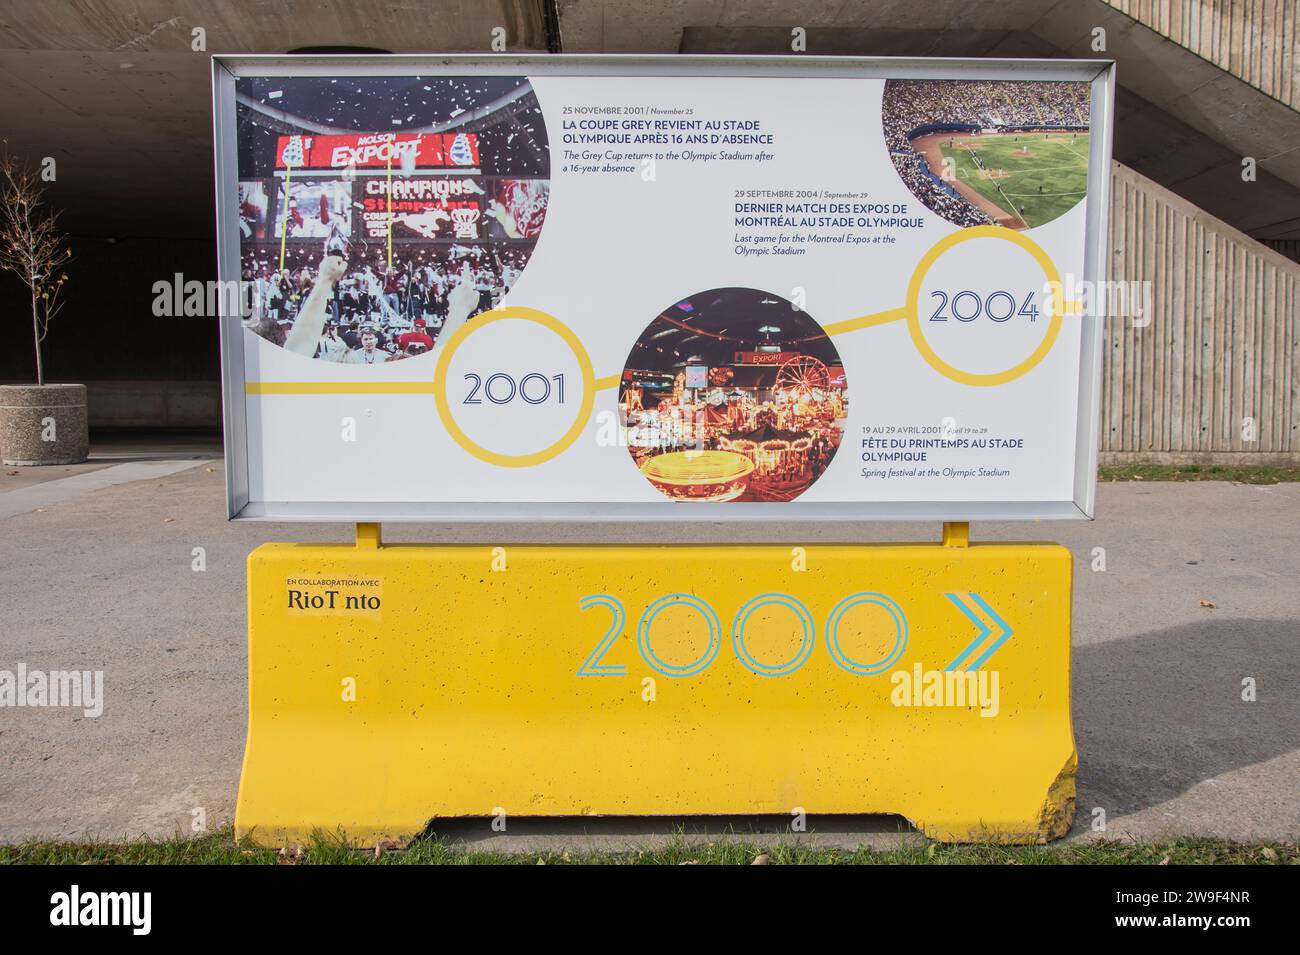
top-left (0, 384), bottom-right (89, 466)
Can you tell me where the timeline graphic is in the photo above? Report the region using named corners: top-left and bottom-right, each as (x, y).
top-left (245, 226), bottom-right (1081, 470)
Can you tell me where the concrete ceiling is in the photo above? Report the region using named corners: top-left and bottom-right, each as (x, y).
top-left (0, 0), bottom-right (551, 236)
top-left (1, 0), bottom-right (1295, 241)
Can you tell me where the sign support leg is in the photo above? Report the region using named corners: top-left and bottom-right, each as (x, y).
top-left (942, 521), bottom-right (970, 547)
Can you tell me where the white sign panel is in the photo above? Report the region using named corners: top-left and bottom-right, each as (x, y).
top-left (212, 55), bottom-right (1114, 521)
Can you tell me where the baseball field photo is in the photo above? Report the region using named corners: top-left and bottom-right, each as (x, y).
top-left (884, 79), bottom-right (1091, 230)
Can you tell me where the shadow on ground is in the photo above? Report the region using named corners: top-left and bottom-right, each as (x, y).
top-left (419, 812), bottom-right (917, 850)
top-left (1072, 616), bottom-right (1298, 830)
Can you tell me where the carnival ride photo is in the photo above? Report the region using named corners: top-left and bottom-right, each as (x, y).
top-left (619, 287), bottom-right (848, 503)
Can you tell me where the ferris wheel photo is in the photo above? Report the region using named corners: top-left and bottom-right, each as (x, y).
top-left (775, 355), bottom-right (832, 400)
top-left (619, 287), bottom-right (848, 503)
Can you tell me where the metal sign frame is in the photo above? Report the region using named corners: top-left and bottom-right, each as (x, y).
top-left (212, 54), bottom-right (1115, 522)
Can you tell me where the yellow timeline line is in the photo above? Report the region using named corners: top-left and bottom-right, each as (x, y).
top-left (822, 306), bottom-right (909, 337)
top-left (247, 381), bottom-right (436, 395)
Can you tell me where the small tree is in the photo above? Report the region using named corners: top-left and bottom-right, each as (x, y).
top-left (0, 142), bottom-right (72, 386)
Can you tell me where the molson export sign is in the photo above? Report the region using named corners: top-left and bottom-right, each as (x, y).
top-left (274, 131), bottom-right (480, 170)
top-left (734, 351), bottom-right (801, 364)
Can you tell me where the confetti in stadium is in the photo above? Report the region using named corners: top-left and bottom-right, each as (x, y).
top-left (234, 75), bottom-right (550, 363)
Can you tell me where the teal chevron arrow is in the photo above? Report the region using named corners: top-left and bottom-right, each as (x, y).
top-left (943, 592), bottom-right (1013, 671)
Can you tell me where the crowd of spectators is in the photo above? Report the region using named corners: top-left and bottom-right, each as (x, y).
top-left (241, 243), bottom-right (531, 361)
top-left (882, 79), bottom-right (1090, 227)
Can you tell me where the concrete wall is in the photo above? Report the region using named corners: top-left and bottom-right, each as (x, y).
top-left (80, 380), bottom-right (220, 429)
top-left (0, 381), bottom-right (220, 429)
top-left (1103, 161), bottom-right (1300, 464)
top-left (1102, 0), bottom-right (1298, 109)
top-left (0, 233), bottom-right (223, 430)
top-left (0, 235), bottom-right (220, 386)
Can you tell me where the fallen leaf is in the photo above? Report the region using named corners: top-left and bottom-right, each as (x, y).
top-left (1262, 847), bottom-right (1278, 861)
top-left (751, 854), bottom-right (770, 865)
top-left (277, 844), bottom-right (303, 864)
top-left (1199, 600), bottom-right (1216, 609)
top-left (1158, 855), bottom-right (1170, 865)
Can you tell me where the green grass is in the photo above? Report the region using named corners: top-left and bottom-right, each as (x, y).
top-left (940, 132), bottom-right (1089, 227)
top-left (1099, 464), bottom-right (1300, 484)
top-left (1, 827), bottom-right (1294, 865)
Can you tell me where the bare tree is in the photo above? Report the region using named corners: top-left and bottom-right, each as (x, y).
top-left (0, 142), bottom-right (72, 386)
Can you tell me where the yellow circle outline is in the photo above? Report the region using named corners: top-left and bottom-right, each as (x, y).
top-left (905, 225), bottom-right (1065, 387)
top-left (433, 306), bottom-right (596, 468)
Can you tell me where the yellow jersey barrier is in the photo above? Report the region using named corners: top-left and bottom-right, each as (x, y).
top-left (236, 529), bottom-right (1075, 844)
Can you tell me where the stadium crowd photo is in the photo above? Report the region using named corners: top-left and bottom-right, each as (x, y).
top-left (233, 74), bottom-right (549, 363)
top-left (241, 241), bottom-right (531, 362)
top-left (883, 79), bottom-right (1091, 229)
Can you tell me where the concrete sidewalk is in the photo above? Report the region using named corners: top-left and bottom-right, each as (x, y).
top-left (0, 461), bottom-right (1296, 848)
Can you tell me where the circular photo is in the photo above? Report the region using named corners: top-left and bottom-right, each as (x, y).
top-left (882, 78), bottom-right (1090, 230)
top-left (620, 288), bottom-right (848, 503)
top-left (234, 75), bottom-right (550, 363)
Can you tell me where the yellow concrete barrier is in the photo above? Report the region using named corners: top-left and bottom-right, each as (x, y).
top-left (237, 538), bottom-right (1075, 845)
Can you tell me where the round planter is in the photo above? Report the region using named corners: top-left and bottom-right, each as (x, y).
top-left (0, 384), bottom-right (89, 466)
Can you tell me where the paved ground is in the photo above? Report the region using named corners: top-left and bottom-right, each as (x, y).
top-left (0, 436), bottom-right (1296, 849)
